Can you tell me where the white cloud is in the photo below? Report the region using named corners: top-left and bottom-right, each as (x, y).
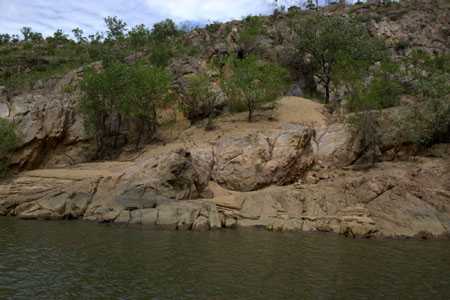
top-left (144, 0), bottom-right (274, 22)
top-left (0, 0), bottom-right (307, 36)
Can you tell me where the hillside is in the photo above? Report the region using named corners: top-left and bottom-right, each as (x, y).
top-left (0, 0), bottom-right (449, 239)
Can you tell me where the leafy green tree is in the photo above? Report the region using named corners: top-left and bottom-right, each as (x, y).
top-left (53, 29), bottom-right (68, 41)
top-left (181, 73), bottom-right (217, 128)
top-left (72, 28), bottom-right (85, 43)
top-left (149, 43), bottom-right (174, 67)
top-left (20, 27), bottom-right (32, 41)
top-left (295, 14), bottom-right (385, 103)
top-left (129, 24), bottom-right (151, 52)
top-left (20, 27), bottom-right (43, 42)
top-left (80, 63), bottom-right (171, 154)
top-left (0, 34), bottom-right (11, 44)
top-left (223, 56), bottom-right (289, 122)
top-left (151, 19), bottom-right (179, 42)
top-left (120, 63), bottom-right (172, 146)
top-left (104, 16), bottom-right (128, 41)
top-left (239, 16), bottom-right (264, 52)
top-left (402, 51), bottom-right (450, 146)
top-left (47, 29), bottom-right (69, 45)
top-left (346, 62), bottom-right (403, 112)
top-left (0, 118), bottom-right (18, 176)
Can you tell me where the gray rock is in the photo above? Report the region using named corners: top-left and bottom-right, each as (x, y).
top-left (192, 216), bottom-right (209, 231)
top-left (156, 205), bottom-right (179, 230)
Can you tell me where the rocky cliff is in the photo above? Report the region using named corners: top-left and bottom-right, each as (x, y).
top-left (0, 67), bottom-right (95, 170)
top-left (1, 0), bottom-right (449, 172)
top-left (1, 97), bottom-right (449, 239)
top-left (0, 1), bottom-right (449, 239)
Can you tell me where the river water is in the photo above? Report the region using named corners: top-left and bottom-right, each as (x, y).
top-left (0, 218), bottom-right (449, 300)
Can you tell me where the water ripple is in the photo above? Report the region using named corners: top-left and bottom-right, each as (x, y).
top-left (0, 219), bottom-right (449, 300)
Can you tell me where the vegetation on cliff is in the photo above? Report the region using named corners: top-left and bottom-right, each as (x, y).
top-left (80, 63), bottom-right (172, 156)
top-left (0, 0), bottom-right (448, 164)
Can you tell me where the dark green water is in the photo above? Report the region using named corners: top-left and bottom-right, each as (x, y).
top-left (0, 218), bottom-right (449, 300)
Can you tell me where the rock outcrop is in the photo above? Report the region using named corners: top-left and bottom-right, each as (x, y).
top-left (1, 68), bottom-right (95, 170)
top-left (1, 105), bottom-right (449, 239)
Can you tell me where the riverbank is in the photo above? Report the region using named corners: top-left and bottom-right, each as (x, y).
top-left (1, 97), bottom-right (449, 239)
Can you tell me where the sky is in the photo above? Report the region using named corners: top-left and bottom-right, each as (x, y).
top-left (0, 0), bottom-right (288, 37)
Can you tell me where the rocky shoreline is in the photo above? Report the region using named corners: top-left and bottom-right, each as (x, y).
top-left (1, 100), bottom-right (449, 239)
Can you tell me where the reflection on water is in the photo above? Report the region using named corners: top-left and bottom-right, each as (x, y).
top-left (0, 218), bottom-right (449, 300)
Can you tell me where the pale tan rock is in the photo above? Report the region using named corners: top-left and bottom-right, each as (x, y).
top-left (207, 204), bottom-right (222, 229)
top-left (192, 216), bottom-right (209, 231)
top-left (156, 205), bottom-right (179, 230)
top-left (115, 210), bottom-right (131, 224)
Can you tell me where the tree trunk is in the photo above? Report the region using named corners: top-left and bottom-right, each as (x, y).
top-left (247, 99), bottom-right (254, 122)
top-left (248, 109), bottom-right (253, 122)
top-left (325, 83), bottom-right (330, 104)
top-left (113, 114), bottom-right (122, 149)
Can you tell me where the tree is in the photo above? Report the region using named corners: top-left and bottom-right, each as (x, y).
top-left (20, 27), bottom-right (43, 42)
top-left (120, 63), bottom-right (172, 146)
top-left (151, 19), bottom-right (179, 42)
top-left (181, 73), bottom-right (217, 128)
top-left (48, 29), bottom-right (69, 44)
top-left (305, 0), bottom-right (317, 10)
top-left (238, 15), bottom-right (265, 53)
top-left (401, 51), bottom-right (450, 146)
top-left (80, 63), bottom-right (171, 155)
top-left (72, 27), bottom-right (86, 43)
top-left (104, 16), bottom-right (127, 41)
top-left (20, 27), bottom-right (32, 41)
top-left (295, 14), bottom-right (385, 103)
top-left (223, 56), bottom-right (289, 122)
top-left (346, 61), bottom-right (403, 112)
top-left (0, 34), bottom-right (11, 45)
top-left (129, 24), bottom-right (151, 52)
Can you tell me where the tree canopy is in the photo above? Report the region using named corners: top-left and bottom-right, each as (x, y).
top-left (294, 14), bottom-right (386, 103)
top-left (223, 56), bottom-right (289, 122)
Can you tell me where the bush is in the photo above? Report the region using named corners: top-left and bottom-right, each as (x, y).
top-left (181, 73), bottom-right (217, 128)
top-left (0, 118), bottom-right (18, 176)
top-left (347, 62), bottom-right (404, 112)
top-left (80, 63), bottom-right (171, 156)
top-left (294, 14), bottom-right (386, 103)
top-left (401, 52), bottom-right (450, 146)
top-left (406, 98), bottom-right (450, 146)
top-left (151, 19), bottom-right (179, 42)
top-left (223, 56), bottom-right (289, 122)
top-left (239, 16), bottom-right (265, 51)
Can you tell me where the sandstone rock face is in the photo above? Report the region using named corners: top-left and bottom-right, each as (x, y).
top-left (213, 126), bottom-right (315, 191)
top-left (2, 68), bottom-right (95, 170)
top-left (367, 1), bottom-right (450, 54)
top-left (1, 126), bottom-right (449, 239)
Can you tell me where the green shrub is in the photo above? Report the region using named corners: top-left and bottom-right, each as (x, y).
top-left (80, 63), bottom-right (171, 155)
top-left (239, 16), bottom-right (265, 51)
top-left (0, 118), bottom-right (18, 177)
top-left (294, 14), bottom-right (386, 103)
top-left (181, 73), bottom-right (217, 127)
top-left (406, 98), bottom-right (450, 146)
top-left (347, 62), bottom-right (404, 112)
top-left (400, 52), bottom-right (450, 146)
top-left (149, 42), bottom-right (174, 67)
top-left (223, 56), bottom-right (289, 122)
top-left (151, 19), bottom-right (180, 42)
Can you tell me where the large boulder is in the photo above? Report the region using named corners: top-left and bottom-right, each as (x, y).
top-left (209, 157), bottom-right (450, 238)
top-left (4, 68), bottom-right (95, 170)
top-left (212, 126), bottom-right (315, 191)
